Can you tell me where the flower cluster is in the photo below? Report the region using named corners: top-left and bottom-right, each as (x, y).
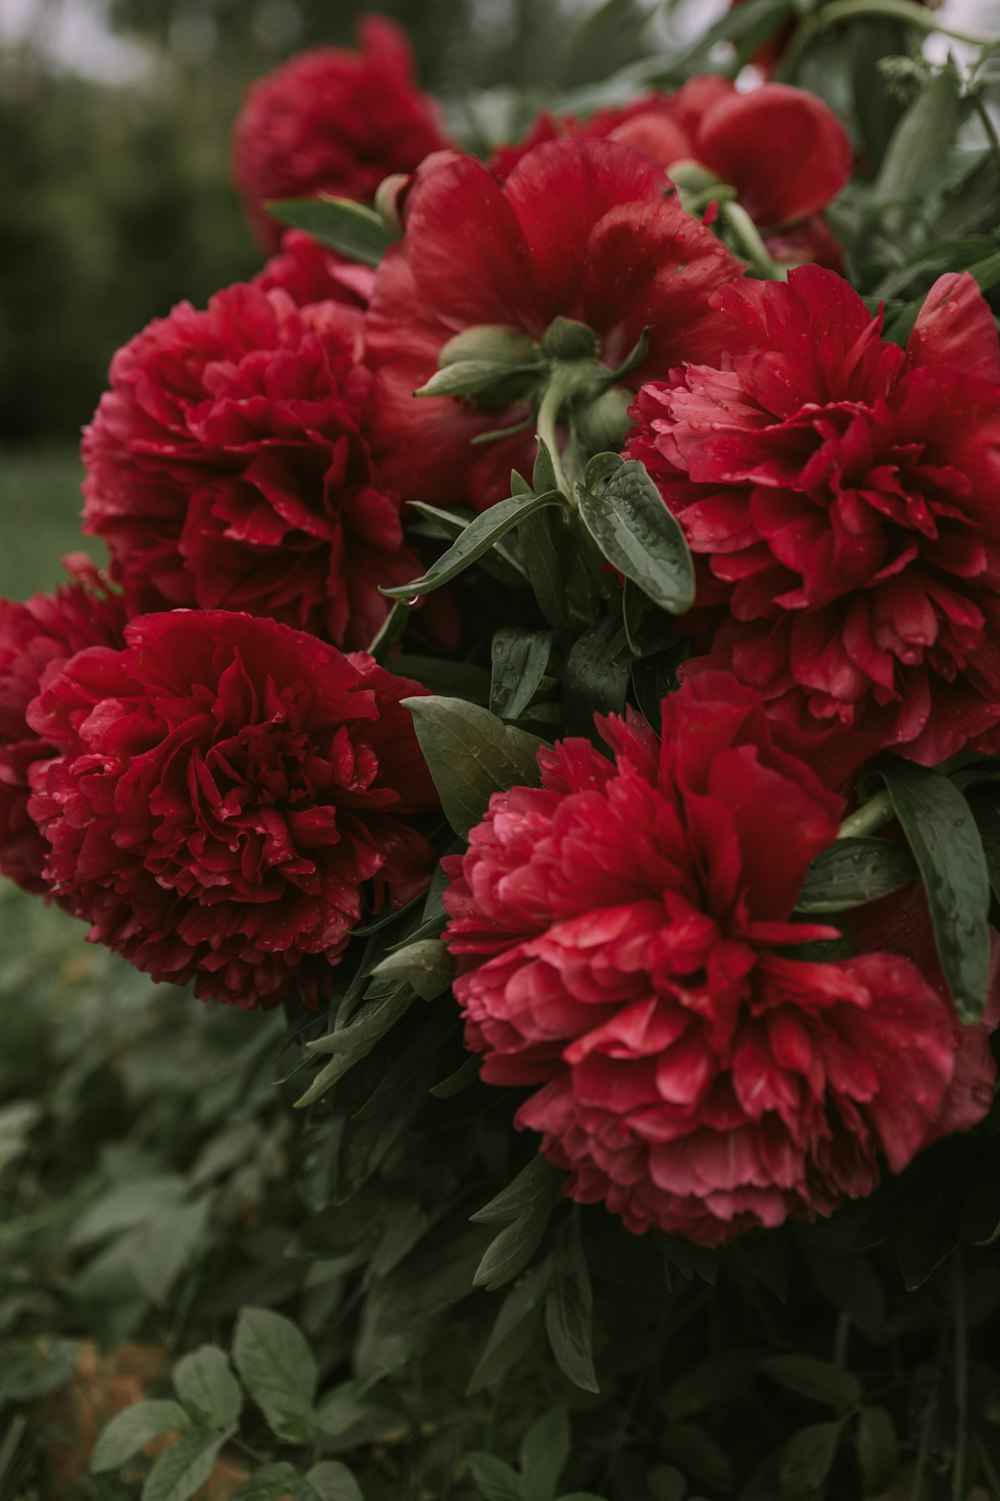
top-left (4, 13), bottom-right (997, 1245)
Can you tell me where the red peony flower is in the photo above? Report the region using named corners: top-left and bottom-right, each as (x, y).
top-left (365, 138), bottom-right (744, 511)
top-left (27, 611), bottom-right (438, 1009)
top-left (0, 559), bottom-right (125, 894)
top-left (253, 229), bottom-right (375, 309)
top-left (491, 78), bottom-right (851, 270)
top-left (82, 281), bottom-right (436, 652)
top-left (444, 674), bottom-right (992, 1245)
top-left (626, 268), bottom-right (1000, 773)
top-left (232, 16), bottom-right (451, 252)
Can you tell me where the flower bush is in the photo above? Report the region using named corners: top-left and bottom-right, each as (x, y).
top-left (4, 3), bottom-right (1000, 1499)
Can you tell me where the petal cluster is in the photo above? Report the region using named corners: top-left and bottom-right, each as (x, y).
top-left (27, 611), bottom-right (438, 1009)
top-left (82, 280), bottom-right (428, 651)
top-left (231, 16), bottom-right (450, 251)
top-left (626, 268), bottom-right (1000, 774)
top-left (365, 137), bottom-right (744, 510)
top-left (0, 561), bottom-right (126, 893)
top-left (444, 675), bottom-right (989, 1244)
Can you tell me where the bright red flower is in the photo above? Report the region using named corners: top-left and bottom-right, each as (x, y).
top-left (253, 229), bottom-right (375, 309)
top-left (0, 560), bottom-right (125, 894)
top-left (491, 78), bottom-right (851, 269)
top-left (444, 674), bottom-right (991, 1245)
top-left (626, 268), bottom-right (1000, 773)
top-left (365, 138), bottom-right (744, 511)
top-left (232, 17), bottom-right (450, 252)
top-left (82, 281), bottom-right (436, 652)
top-left (27, 611), bottom-right (437, 1009)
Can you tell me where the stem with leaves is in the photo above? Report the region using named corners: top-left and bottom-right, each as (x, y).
top-left (777, 0), bottom-right (999, 82)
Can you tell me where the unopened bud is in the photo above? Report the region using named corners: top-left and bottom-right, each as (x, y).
top-left (666, 158), bottom-right (722, 194)
top-left (540, 317), bottom-right (602, 361)
top-left (438, 324), bottom-right (540, 368)
top-left (573, 386), bottom-right (635, 455)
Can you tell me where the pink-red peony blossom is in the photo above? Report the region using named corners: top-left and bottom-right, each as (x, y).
top-left (27, 611), bottom-right (437, 1009)
top-left (232, 16), bottom-right (451, 252)
top-left (491, 78), bottom-right (851, 270)
top-left (0, 560), bottom-right (125, 894)
top-left (444, 674), bottom-right (993, 1244)
top-left (253, 229), bottom-right (375, 309)
top-left (626, 268), bottom-right (1000, 775)
top-left (365, 137), bottom-right (744, 511)
top-left (82, 280), bottom-right (440, 652)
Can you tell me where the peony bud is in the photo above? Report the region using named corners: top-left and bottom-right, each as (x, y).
top-left (438, 324), bottom-right (540, 369)
top-left (573, 385), bottom-right (635, 455)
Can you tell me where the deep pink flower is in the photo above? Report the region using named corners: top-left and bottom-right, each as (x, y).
top-left (253, 229), bottom-right (375, 309)
top-left (27, 611), bottom-right (437, 1009)
top-left (82, 281), bottom-right (438, 651)
top-left (0, 560), bottom-right (125, 894)
top-left (492, 78), bottom-right (851, 269)
top-left (444, 674), bottom-right (991, 1245)
top-left (365, 137), bottom-right (744, 511)
top-left (626, 268), bottom-right (1000, 773)
top-left (232, 17), bottom-right (450, 251)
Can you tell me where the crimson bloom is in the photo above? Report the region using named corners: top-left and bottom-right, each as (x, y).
top-left (82, 280), bottom-right (436, 651)
top-left (491, 78), bottom-right (851, 269)
top-left (253, 229), bottom-right (375, 309)
top-left (232, 17), bottom-right (450, 252)
top-left (0, 560), bottom-right (125, 894)
top-left (626, 268), bottom-right (1000, 774)
top-left (365, 138), bottom-right (744, 511)
top-left (27, 611), bottom-right (437, 1009)
top-left (444, 674), bottom-right (992, 1245)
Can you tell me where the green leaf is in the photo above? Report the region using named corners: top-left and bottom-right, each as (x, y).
top-left (266, 197), bottom-right (393, 267)
top-left (544, 1217), bottom-right (599, 1394)
top-left (69, 1175), bottom-right (186, 1248)
top-left (230, 1465), bottom-right (302, 1501)
top-left (776, 1421), bottom-right (843, 1497)
top-left (520, 1407), bottom-right (570, 1501)
top-left (472, 1156), bottom-right (565, 1292)
top-left (370, 939), bottom-right (452, 1001)
top-left (467, 1265), bottom-right (548, 1395)
top-left (416, 358), bottom-right (543, 399)
top-left (172, 1346), bottom-right (242, 1431)
top-left (90, 1401), bottom-right (192, 1473)
top-left (233, 1307), bottom-right (317, 1444)
top-left (467, 1453), bottom-right (526, 1501)
top-left (382, 492), bottom-right (563, 599)
top-left (305, 1461), bottom-right (365, 1501)
top-left (576, 459), bottom-right (693, 615)
top-left (430, 1053), bottom-right (481, 1098)
top-left (645, 1466), bottom-right (685, 1501)
top-left (298, 983), bottom-right (414, 1105)
top-left (855, 1406), bottom-right (898, 1495)
top-left (0, 1418), bottom-right (25, 1490)
top-left (795, 837), bottom-right (917, 913)
top-left (490, 629), bottom-right (553, 720)
top-left (880, 763), bottom-right (991, 1022)
top-left (760, 1354), bottom-right (862, 1411)
top-left (519, 507), bottom-right (570, 628)
top-left (968, 784), bottom-right (1000, 904)
top-left (563, 616), bottom-right (630, 738)
top-left (125, 1198), bottom-right (211, 1307)
top-left (404, 696), bottom-right (544, 839)
top-left (407, 502), bottom-right (526, 586)
top-left (873, 67), bottom-right (962, 223)
top-left (142, 1427), bottom-right (231, 1501)
top-left (391, 654), bottom-right (493, 706)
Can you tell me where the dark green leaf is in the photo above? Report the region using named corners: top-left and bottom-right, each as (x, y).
top-left (855, 1407), bottom-right (898, 1495)
top-left (776, 1421), bottom-right (843, 1497)
top-left (873, 67), bottom-right (962, 225)
top-left (472, 1156), bottom-right (565, 1292)
top-left (795, 837), bottom-right (917, 913)
top-left (849, 18), bottom-right (909, 168)
top-left (230, 1465), bottom-right (302, 1501)
top-left (563, 616), bottom-right (630, 738)
top-left (354, 1225), bottom-right (487, 1381)
top-left (298, 984), bottom-right (414, 1105)
top-left (880, 763), bottom-right (991, 1021)
top-left (576, 459), bottom-right (694, 614)
top-left (126, 1198), bottom-right (210, 1307)
top-left (232, 1307), bottom-right (317, 1444)
top-left (0, 1419), bottom-right (24, 1490)
top-left (305, 1461), bottom-right (365, 1501)
top-left (544, 1216), bottom-right (599, 1394)
top-left (266, 197), bottom-right (393, 266)
top-left (662, 1351), bottom-right (756, 1423)
top-left (416, 358), bottom-right (543, 399)
top-left (520, 1407), bottom-right (570, 1501)
top-left (172, 1345), bottom-right (242, 1431)
top-left (391, 654), bottom-right (492, 706)
top-left (467, 1265), bottom-right (548, 1394)
top-left (406, 502), bottom-right (526, 586)
top-left (370, 939), bottom-right (452, 1001)
top-left (404, 696), bottom-right (544, 838)
top-left (661, 1423), bottom-right (734, 1495)
top-left (90, 1401), bottom-right (192, 1473)
top-left (467, 1453), bottom-right (526, 1501)
top-left (646, 1467), bottom-right (685, 1501)
top-left (519, 506), bottom-right (570, 628)
top-left (430, 1053), bottom-right (481, 1098)
top-left (383, 492), bottom-right (563, 599)
top-left (490, 629), bottom-right (553, 720)
top-left (141, 1427), bottom-right (231, 1501)
top-left (622, 578), bottom-right (677, 659)
top-left (760, 1355), bottom-right (862, 1412)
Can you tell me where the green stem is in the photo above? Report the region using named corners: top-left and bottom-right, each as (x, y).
top-left (832, 1311), bottom-right (851, 1369)
top-left (953, 1249), bottom-right (969, 1501)
top-left (719, 201), bottom-right (788, 281)
top-left (777, 0), bottom-right (999, 81)
top-left (535, 377), bottom-right (572, 500)
top-left (837, 789), bottom-right (894, 840)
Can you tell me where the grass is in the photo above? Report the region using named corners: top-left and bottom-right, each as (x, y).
top-left (0, 446), bottom-right (102, 600)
